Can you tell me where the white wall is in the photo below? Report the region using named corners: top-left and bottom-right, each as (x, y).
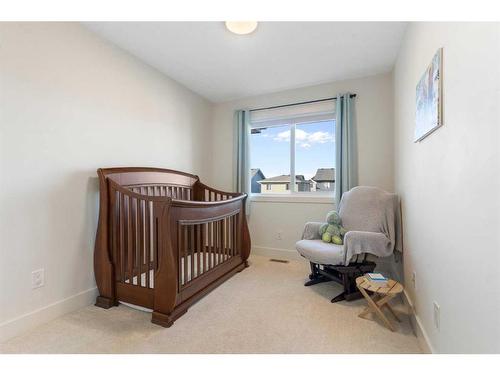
top-left (0, 22), bottom-right (213, 340)
top-left (393, 22), bottom-right (500, 353)
top-left (210, 73), bottom-right (394, 257)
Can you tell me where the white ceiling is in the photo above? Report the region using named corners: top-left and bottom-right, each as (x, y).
top-left (83, 22), bottom-right (407, 103)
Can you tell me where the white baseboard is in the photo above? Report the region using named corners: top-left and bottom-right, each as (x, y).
top-left (0, 287), bottom-right (98, 343)
top-left (251, 246), bottom-right (305, 262)
top-left (402, 289), bottom-right (434, 354)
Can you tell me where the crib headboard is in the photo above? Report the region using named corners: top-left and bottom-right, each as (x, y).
top-left (100, 167), bottom-right (198, 188)
top-left (101, 167), bottom-right (199, 198)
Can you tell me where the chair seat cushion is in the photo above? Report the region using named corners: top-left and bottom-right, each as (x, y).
top-left (296, 239), bottom-right (345, 266)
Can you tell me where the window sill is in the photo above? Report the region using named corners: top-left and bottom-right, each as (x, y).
top-left (250, 194), bottom-right (334, 204)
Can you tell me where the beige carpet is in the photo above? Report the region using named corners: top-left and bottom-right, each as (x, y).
top-left (0, 254), bottom-right (421, 353)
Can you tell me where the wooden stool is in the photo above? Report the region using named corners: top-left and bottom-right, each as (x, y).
top-left (356, 276), bottom-right (404, 332)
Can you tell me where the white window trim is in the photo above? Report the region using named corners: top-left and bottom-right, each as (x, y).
top-left (250, 192), bottom-right (334, 204)
top-left (250, 112), bottom-right (335, 200)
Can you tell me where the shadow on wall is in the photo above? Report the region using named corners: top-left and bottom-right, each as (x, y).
top-left (62, 173), bottom-right (99, 292)
top-left (37, 172), bottom-right (99, 299)
top-left (84, 175), bottom-right (99, 288)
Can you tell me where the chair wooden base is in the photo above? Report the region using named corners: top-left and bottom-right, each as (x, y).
top-left (305, 261), bottom-right (376, 303)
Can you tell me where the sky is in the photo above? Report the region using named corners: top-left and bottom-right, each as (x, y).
top-left (250, 120), bottom-right (335, 180)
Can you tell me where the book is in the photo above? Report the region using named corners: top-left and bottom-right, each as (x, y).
top-left (366, 273), bottom-right (388, 284)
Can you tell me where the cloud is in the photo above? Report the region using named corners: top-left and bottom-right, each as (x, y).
top-left (273, 129), bottom-right (333, 148)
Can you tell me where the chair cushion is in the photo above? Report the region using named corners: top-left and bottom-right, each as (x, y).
top-left (295, 239), bottom-right (345, 266)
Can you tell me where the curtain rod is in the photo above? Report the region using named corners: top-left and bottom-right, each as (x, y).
top-left (249, 94), bottom-right (356, 113)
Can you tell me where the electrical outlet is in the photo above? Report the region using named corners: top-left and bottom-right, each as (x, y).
top-left (433, 301), bottom-right (440, 331)
top-left (277, 231), bottom-right (283, 240)
top-left (32, 269), bottom-right (45, 289)
top-left (411, 271), bottom-right (417, 290)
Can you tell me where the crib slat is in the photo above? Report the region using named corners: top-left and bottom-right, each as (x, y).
top-left (145, 201), bottom-right (151, 288)
top-left (231, 215), bottom-right (235, 257)
top-left (228, 216), bottom-right (232, 258)
top-left (131, 198), bottom-right (137, 285)
top-left (233, 214), bottom-right (236, 257)
top-left (219, 220), bottom-right (223, 263)
top-left (208, 221), bottom-right (212, 270)
top-left (217, 219), bottom-right (221, 264)
top-left (138, 199), bottom-right (144, 287)
top-left (221, 219), bottom-right (224, 263)
top-left (198, 224), bottom-right (202, 275)
top-left (225, 217), bottom-right (229, 260)
top-left (213, 221), bottom-right (217, 267)
top-left (222, 218), bottom-right (226, 261)
top-left (221, 219), bottom-right (225, 262)
top-left (229, 215), bottom-right (233, 258)
top-left (120, 194), bottom-right (127, 283)
top-left (190, 226), bottom-right (195, 281)
top-left (204, 223), bottom-right (209, 271)
top-left (236, 212), bottom-right (241, 255)
top-left (227, 217), bottom-right (230, 259)
top-left (196, 224), bottom-right (203, 276)
top-left (183, 226), bottom-right (188, 285)
top-left (212, 221), bottom-right (216, 266)
top-left (212, 221), bottom-right (216, 267)
top-left (135, 198), bottom-right (140, 284)
top-left (192, 225), bottom-right (197, 278)
top-left (198, 226), bottom-right (201, 276)
top-left (192, 225), bottom-right (196, 279)
top-left (127, 197), bottom-right (133, 283)
top-left (232, 214), bottom-right (236, 257)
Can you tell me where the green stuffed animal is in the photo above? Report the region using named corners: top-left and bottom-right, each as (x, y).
top-left (318, 210), bottom-right (347, 245)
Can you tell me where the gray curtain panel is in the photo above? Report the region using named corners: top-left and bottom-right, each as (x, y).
top-left (335, 93), bottom-right (358, 206)
top-left (235, 110), bottom-right (251, 213)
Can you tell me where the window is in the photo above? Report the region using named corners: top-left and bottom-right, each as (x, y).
top-left (249, 101), bottom-right (335, 196)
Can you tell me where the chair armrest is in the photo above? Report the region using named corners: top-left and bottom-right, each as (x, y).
top-left (343, 231), bottom-right (391, 258)
top-left (301, 222), bottom-right (323, 240)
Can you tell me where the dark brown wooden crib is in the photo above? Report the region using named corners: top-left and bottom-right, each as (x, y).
top-left (94, 167), bottom-right (251, 327)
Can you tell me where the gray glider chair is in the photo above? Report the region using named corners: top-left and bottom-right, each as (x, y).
top-left (296, 186), bottom-right (401, 303)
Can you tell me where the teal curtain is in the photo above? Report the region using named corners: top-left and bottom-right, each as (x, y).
top-left (235, 110), bottom-right (251, 212)
top-left (335, 93), bottom-right (358, 206)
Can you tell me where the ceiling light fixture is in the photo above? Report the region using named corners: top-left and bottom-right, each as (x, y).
top-left (225, 21), bottom-right (258, 35)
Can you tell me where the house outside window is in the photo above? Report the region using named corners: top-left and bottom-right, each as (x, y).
top-left (249, 100), bottom-right (336, 197)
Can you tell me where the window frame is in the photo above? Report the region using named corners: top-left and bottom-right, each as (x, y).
top-left (250, 112), bottom-right (335, 200)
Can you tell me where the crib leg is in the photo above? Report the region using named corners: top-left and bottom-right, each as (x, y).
top-left (151, 308), bottom-right (188, 328)
top-left (95, 296), bottom-right (117, 309)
